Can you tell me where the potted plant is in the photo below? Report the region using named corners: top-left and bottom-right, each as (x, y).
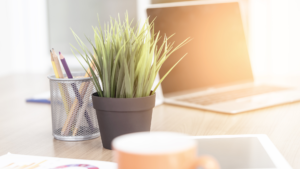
top-left (71, 13), bottom-right (190, 149)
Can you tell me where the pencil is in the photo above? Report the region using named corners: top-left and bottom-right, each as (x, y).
top-left (64, 81), bottom-right (90, 135)
top-left (59, 52), bottom-right (93, 135)
top-left (61, 58), bottom-right (95, 135)
top-left (50, 50), bottom-right (70, 114)
top-left (52, 49), bottom-right (64, 78)
top-left (50, 51), bottom-right (59, 78)
top-left (52, 49), bottom-right (72, 110)
top-left (73, 82), bottom-right (93, 136)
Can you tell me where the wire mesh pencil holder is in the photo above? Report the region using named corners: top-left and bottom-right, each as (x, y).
top-left (48, 73), bottom-right (100, 141)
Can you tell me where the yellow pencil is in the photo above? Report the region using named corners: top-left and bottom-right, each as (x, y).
top-left (52, 49), bottom-right (72, 110)
top-left (50, 50), bottom-right (70, 114)
top-left (52, 49), bottom-right (64, 78)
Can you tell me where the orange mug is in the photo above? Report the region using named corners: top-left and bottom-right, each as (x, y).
top-left (112, 132), bottom-right (220, 169)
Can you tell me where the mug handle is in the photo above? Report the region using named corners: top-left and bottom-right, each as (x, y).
top-left (195, 155), bottom-right (220, 169)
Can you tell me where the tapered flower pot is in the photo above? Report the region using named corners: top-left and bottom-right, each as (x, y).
top-left (92, 93), bottom-right (156, 150)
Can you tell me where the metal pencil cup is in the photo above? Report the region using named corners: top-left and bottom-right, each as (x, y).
top-left (48, 73), bottom-right (100, 141)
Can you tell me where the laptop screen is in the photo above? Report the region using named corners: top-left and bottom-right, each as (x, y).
top-left (147, 2), bottom-right (253, 94)
top-left (196, 137), bottom-right (276, 169)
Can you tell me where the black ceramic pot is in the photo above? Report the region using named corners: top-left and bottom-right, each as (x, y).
top-left (92, 93), bottom-right (156, 150)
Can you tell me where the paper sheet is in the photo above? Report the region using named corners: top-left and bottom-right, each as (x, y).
top-left (0, 153), bottom-right (117, 169)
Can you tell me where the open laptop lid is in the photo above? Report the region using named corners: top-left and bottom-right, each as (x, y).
top-left (147, 0), bottom-right (253, 96)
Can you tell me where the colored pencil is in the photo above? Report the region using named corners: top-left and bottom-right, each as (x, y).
top-left (52, 49), bottom-right (64, 78)
top-left (60, 75), bottom-right (94, 135)
top-left (59, 52), bottom-right (93, 135)
top-left (50, 51), bottom-right (59, 78)
top-left (50, 50), bottom-right (70, 114)
top-left (52, 49), bottom-right (72, 105)
top-left (60, 57), bottom-right (96, 135)
top-left (72, 82), bottom-right (93, 136)
top-left (64, 81), bottom-right (90, 135)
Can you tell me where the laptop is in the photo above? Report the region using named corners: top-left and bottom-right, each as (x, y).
top-left (147, 0), bottom-right (300, 114)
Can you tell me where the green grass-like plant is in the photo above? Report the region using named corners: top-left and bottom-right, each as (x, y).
top-left (71, 13), bottom-right (190, 98)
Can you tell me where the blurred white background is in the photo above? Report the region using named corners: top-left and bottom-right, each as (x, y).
top-left (0, 0), bottom-right (49, 76)
top-left (249, 0), bottom-right (300, 77)
top-left (0, 0), bottom-right (299, 78)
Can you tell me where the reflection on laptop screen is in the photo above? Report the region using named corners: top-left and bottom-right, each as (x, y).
top-left (147, 2), bottom-right (253, 94)
top-left (197, 137), bottom-right (276, 169)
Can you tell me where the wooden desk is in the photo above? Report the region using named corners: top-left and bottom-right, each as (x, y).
top-left (0, 74), bottom-right (299, 168)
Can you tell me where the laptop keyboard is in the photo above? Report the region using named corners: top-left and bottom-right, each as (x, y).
top-left (178, 85), bottom-right (290, 106)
